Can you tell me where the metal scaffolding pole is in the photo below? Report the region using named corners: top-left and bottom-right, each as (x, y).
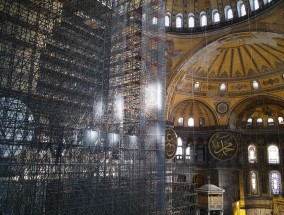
top-left (0, 0), bottom-right (166, 214)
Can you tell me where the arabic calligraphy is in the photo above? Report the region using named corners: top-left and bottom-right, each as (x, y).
top-left (209, 132), bottom-right (238, 160)
top-left (165, 128), bottom-right (177, 159)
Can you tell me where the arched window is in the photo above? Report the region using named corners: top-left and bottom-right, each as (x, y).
top-left (200, 12), bottom-right (207, 27)
top-left (237, 1), bottom-right (247, 17)
top-left (194, 81), bottom-right (200, 90)
top-left (220, 83), bottom-right (226, 92)
top-left (224, 5), bottom-right (233, 20)
top-left (268, 145), bottom-right (279, 164)
top-left (249, 171), bottom-right (259, 195)
top-left (178, 117), bottom-right (184, 126)
top-left (252, 80), bottom-right (259, 90)
top-left (269, 171), bottom-right (281, 195)
top-left (176, 137), bottom-right (183, 159)
top-left (188, 13), bottom-right (195, 28)
top-left (247, 118), bottom-right (253, 125)
top-left (176, 13), bottom-right (183, 28)
top-left (188, 117), bottom-right (194, 127)
top-left (248, 144), bottom-right (257, 163)
top-left (212, 9), bottom-right (220, 23)
top-left (268, 118), bottom-right (274, 126)
top-left (199, 117), bottom-right (205, 127)
top-left (152, 17), bottom-right (157, 25)
top-left (165, 12), bottom-right (171, 27)
top-left (250, 0), bottom-right (259, 11)
top-left (256, 118), bottom-right (263, 126)
top-left (185, 146), bottom-right (190, 160)
top-left (278, 117), bottom-right (284, 125)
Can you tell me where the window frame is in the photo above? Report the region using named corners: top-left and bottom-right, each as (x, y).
top-left (247, 118), bottom-right (253, 125)
top-left (248, 144), bottom-right (257, 163)
top-left (268, 144), bottom-right (280, 164)
top-left (237, 1), bottom-right (247, 17)
top-left (224, 5), bottom-right (234, 20)
top-left (200, 11), bottom-right (207, 27)
top-left (165, 12), bottom-right (171, 27)
top-left (269, 170), bottom-right (281, 195)
top-left (176, 137), bottom-right (183, 160)
top-left (278, 117), bottom-right (284, 125)
top-left (185, 146), bottom-right (190, 160)
top-left (176, 13), bottom-right (183, 28)
top-left (178, 117), bottom-right (184, 126)
top-left (188, 117), bottom-right (194, 127)
top-left (212, 9), bottom-right (220, 24)
top-left (188, 13), bottom-right (195, 28)
top-left (220, 83), bottom-right (227, 92)
top-left (249, 171), bottom-right (259, 195)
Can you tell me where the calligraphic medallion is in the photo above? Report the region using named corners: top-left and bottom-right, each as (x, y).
top-left (165, 128), bottom-right (177, 159)
top-left (208, 132), bottom-right (238, 161)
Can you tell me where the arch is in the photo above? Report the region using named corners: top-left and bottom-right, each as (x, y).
top-left (256, 117), bottom-right (263, 126)
top-left (248, 144), bottom-right (257, 163)
top-left (194, 81), bottom-right (200, 90)
top-left (200, 11), bottom-right (207, 27)
top-left (185, 146), bottom-right (190, 160)
top-left (212, 9), bottom-right (220, 23)
top-left (247, 118), bottom-right (253, 125)
top-left (165, 12), bottom-right (171, 27)
top-left (249, 171), bottom-right (259, 195)
top-left (170, 99), bottom-right (219, 127)
top-left (188, 117), bottom-right (194, 127)
top-left (176, 13), bottom-right (183, 28)
top-left (220, 83), bottom-right (227, 92)
top-left (237, 0), bottom-right (247, 17)
top-left (188, 13), bottom-right (195, 28)
top-left (224, 5), bottom-right (234, 20)
top-left (252, 80), bottom-right (259, 90)
top-left (177, 117), bottom-right (184, 126)
top-left (268, 144), bottom-right (279, 164)
top-left (268, 117), bottom-right (274, 126)
top-left (199, 117), bottom-right (205, 127)
top-left (278, 116), bottom-right (284, 125)
top-left (269, 170), bottom-right (281, 195)
top-left (229, 95), bottom-right (284, 128)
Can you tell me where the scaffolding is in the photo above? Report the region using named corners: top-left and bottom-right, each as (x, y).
top-left (165, 160), bottom-right (197, 214)
top-left (0, 0), bottom-right (166, 214)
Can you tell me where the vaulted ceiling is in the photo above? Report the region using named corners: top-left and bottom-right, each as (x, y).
top-left (165, 1), bottom-right (284, 124)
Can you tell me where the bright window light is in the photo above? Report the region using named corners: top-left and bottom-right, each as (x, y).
top-left (252, 80), bottom-right (259, 89)
top-left (165, 15), bottom-right (170, 27)
top-left (220, 83), bottom-right (226, 91)
top-left (188, 16), bottom-right (195, 28)
top-left (188, 117), bottom-right (194, 127)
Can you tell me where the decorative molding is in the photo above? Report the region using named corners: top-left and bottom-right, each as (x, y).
top-left (262, 78), bottom-right (280, 86)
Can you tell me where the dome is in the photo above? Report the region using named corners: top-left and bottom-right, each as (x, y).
top-left (165, 0), bottom-right (278, 32)
top-left (174, 32), bottom-right (284, 98)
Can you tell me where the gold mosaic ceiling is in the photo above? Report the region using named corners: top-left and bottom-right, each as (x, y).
top-left (173, 32), bottom-right (284, 97)
top-left (182, 32), bottom-right (284, 81)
